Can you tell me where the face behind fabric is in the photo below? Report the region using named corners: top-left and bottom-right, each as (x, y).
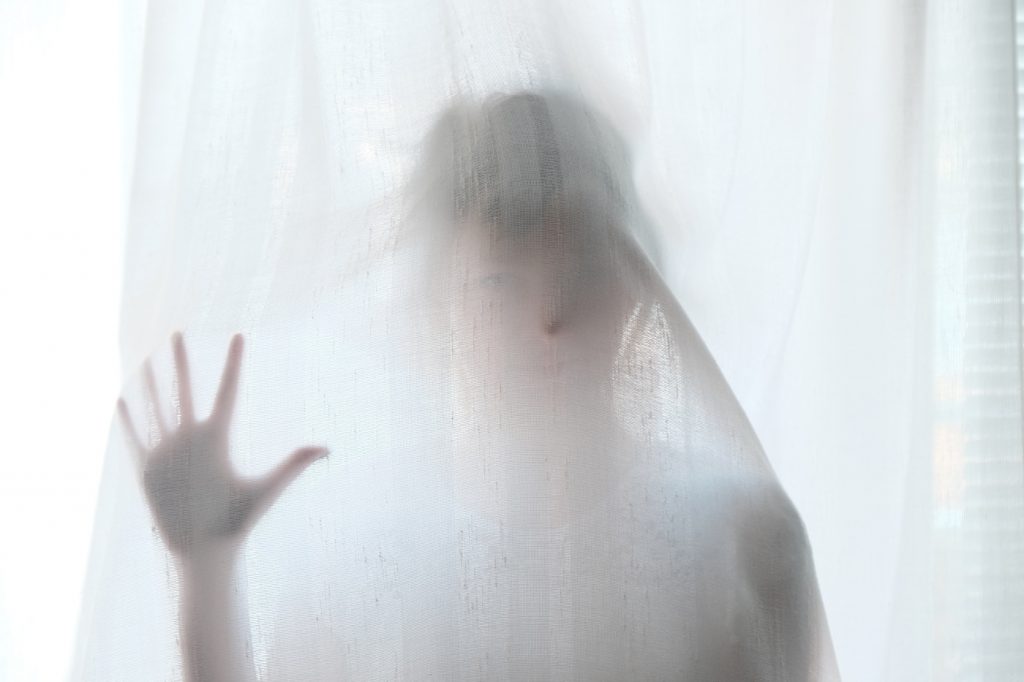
top-left (409, 93), bottom-right (660, 528)
top-left (436, 216), bottom-right (631, 526)
top-left (444, 218), bottom-right (623, 377)
top-left (413, 90), bottom-right (643, 376)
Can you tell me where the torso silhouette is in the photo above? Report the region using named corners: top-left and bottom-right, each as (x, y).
top-left (412, 217), bottom-right (827, 680)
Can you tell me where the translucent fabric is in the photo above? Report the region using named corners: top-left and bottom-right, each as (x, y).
top-left (73, 1), bottom-right (1024, 680)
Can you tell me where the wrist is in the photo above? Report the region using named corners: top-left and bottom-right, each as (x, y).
top-left (176, 541), bottom-right (251, 682)
top-left (178, 542), bottom-right (238, 585)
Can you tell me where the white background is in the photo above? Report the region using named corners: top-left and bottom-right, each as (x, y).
top-left (0, 1), bottom-right (126, 679)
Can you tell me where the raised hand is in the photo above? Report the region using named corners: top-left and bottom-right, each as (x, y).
top-left (118, 333), bottom-right (327, 557)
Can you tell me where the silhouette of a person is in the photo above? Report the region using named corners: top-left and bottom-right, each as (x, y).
top-left (119, 91), bottom-right (838, 681)
top-left (412, 91), bottom-right (838, 680)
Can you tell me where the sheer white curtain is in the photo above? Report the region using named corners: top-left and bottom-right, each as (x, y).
top-left (70, 0), bottom-right (1024, 680)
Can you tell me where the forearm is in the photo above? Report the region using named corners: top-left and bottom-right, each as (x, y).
top-left (178, 545), bottom-right (255, 682)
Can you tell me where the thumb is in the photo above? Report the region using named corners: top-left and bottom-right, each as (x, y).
top-left (248, 446), bottom-right (329, 522)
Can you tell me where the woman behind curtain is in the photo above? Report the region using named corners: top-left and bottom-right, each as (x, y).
top-left (73, 1), bottom-right (1024, 680)
top-left (108, 90), bottom-right (839, 680)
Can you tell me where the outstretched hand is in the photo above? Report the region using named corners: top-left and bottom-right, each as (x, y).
top-left (118, 333), bottom-right (327, 557)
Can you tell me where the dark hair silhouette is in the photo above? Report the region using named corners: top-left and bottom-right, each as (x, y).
top-left (412, 90), bottom-right (660, 267)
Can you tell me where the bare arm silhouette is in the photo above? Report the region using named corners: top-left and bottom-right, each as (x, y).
top-left (118, 333), bottom-right (327, 682)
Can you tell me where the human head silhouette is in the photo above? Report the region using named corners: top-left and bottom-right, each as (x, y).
top-left (412, 90), bottom-right (655, 336)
